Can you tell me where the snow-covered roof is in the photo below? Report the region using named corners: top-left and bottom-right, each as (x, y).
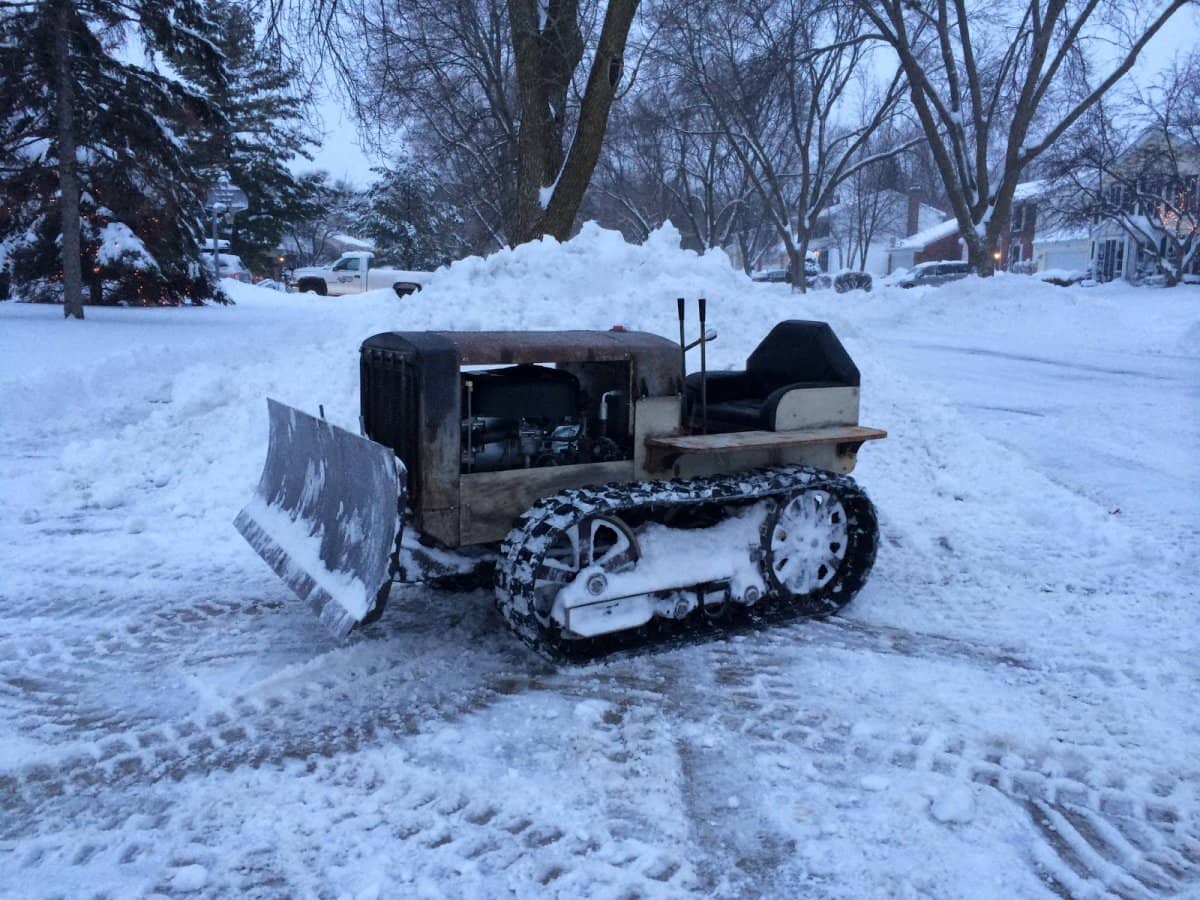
top-left (1033, 227), bottom-right (1090, 245)
top-left (891, 217), bottom-right (959, 251)
top-left (817, 190), bottom-right (945, 240)
top-left (1012, 179), bottom-right (1049, 202)
top-left (332, 233), bottom-right (374, 250)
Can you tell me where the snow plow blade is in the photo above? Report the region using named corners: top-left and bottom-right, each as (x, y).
top-left (234, 398), bottom-right (405, 638)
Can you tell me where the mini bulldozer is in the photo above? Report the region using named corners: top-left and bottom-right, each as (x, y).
top-left (235, 301), bottom-right (886, 659)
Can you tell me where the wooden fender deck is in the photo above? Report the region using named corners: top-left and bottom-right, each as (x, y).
top-left (644, 425), bottom-right (886, 468)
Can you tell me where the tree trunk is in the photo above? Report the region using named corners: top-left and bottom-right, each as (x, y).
top-left (509, 0), bottom-right (638, 244)
top-left (964, 230), bottom-right (995, 277)
top-left (53, 0), bottom-right (83, 319)
top-left (790, 229), bottom-right (812, 294)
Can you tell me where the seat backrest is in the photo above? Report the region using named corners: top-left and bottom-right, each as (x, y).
top-left (746, 321), bottom-right (860, 392)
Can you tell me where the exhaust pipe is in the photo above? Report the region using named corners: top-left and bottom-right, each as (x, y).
top-left (698, 297), bottom-right (708, 434)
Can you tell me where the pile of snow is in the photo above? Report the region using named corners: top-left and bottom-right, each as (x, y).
top-left (403, 221), bottom-right (750, 343)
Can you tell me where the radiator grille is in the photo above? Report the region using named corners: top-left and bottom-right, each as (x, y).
top-left (360, 347), bottom-right (420, 502)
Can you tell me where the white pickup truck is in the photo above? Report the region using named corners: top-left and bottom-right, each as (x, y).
top-left (289, 251), bottom-right (427, 298)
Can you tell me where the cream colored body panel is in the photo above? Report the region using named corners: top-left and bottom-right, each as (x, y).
top-left (773, 386), bottom-right (859, 429)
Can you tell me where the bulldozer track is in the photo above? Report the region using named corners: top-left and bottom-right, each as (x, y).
top-left (496, 465), bottom-right (878, 662)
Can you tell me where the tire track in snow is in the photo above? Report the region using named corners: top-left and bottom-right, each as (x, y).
top-left (5, 748), bottom-right (701, 899)
top-left (2, 611), bottom-right (1195, 898)
top-left (695, 635), bottom-right (1200, 899)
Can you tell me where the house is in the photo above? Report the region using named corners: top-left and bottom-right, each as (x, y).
top-left (1001, 180), bottom-right (1091, 274)
top-left (736, 188), bottom-right (945, 276)
top-left (886, 180), bottom-right (1091, 275)
top-left (1083, 129), bottom-right (1200, 283)
top-left (886, 216), bottom-right (962, 274)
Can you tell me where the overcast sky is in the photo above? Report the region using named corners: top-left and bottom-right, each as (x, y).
top-left (294, 99), bottom-right (376, 186)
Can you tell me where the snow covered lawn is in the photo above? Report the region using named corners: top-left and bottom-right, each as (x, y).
top-left (1, 226), bottom-right (1197, 898)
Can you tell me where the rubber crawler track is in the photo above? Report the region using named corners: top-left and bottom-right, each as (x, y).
top-left (495, 465), bottom-right (878, 662)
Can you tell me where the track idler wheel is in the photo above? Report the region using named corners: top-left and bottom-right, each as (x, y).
top-left (760, 482), bottom-right (877, 616)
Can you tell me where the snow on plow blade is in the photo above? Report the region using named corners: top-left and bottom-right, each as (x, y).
top-left (234, 398), bottom-right (405, 638)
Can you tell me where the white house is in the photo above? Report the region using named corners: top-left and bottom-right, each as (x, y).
top-left (812, 188), bottom-right (945, 275)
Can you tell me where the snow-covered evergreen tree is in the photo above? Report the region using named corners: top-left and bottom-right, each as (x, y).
top-left (0, 0), bottom-right (225, 311)
top-left (181, 0), bottom-right (316, 274)
top-left (357, 165), bottom-right (467, 270)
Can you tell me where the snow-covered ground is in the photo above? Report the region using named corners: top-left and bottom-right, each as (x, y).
top-left (1, 224), bottom-right (1197, 898)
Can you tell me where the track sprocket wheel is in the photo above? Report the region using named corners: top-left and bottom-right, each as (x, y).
top-left (529, 514), bottom-right (640, 629)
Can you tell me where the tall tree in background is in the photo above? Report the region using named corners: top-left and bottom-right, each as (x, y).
top-left (661, 0), bottom-right (915, 289)
top-left (270, 0), bottom-right (641, 246)
top-left (357, 165), bottom-right (469, 270)
top-left (0, 0), bottom-right (224, 315)
top-left (593, 85), bottom-right (768, 261)
top-left (506, 0), bottom-right (639, 243)
top-left (283, 172), bottom-right (363, 267)
top-left (857, 0), bottom-right (1191, 276)
top-left (181, 0), bottom-right (317, 273)
top-left (345, 0), bottom-right (518, 250)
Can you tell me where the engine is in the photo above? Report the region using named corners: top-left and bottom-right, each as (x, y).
top-left (461, 365), bottom-right (624, 473)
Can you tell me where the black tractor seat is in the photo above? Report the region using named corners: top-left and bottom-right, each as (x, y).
top-left (685, 321), bottom-right (859, 433)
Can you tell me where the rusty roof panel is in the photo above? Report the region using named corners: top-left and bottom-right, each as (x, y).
top-left (427, 330), bottom-right (679, 365)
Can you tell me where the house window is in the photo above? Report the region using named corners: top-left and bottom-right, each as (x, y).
top-left (1010, 205), bottom-right (1024, 233)
top-left (1094, 238), bottom-right (1124, 282)
top-left (1104, 184), bottom-right (1125, 213)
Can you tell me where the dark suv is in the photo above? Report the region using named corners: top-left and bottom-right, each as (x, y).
top-left (898, 260), bottom-right (970, 288)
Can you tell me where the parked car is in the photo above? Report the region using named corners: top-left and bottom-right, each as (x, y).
top-left (206, 252), bottom-right (252, 283)
top-left (752, 258), bottom-right (823, 287)
top-left (752, 268), bottom-right (791, 284)
top-left (898, 260), bottom-right (970, 288)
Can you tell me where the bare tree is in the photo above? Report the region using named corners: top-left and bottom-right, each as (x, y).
top-left (283, 173), bottom-right (362, 267)
top-left (857, 0), bottom-right (1191, 276)
top-left (342, 0), bottom-right (517, 250)
top-left (659, 0), bottom-right (915, 290)
top-left (590, 91), bottom-right (684, 242)
top-left (833, 168), bottom-right (890, 271)
top-left (508, 0), bottom-right (639, 243)
top-left (271, 0), bottom-right (641, 246)
top-left (593, 87), bottom-right (764, 257)
top-left (827, 119), bottom-right (921, 271)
